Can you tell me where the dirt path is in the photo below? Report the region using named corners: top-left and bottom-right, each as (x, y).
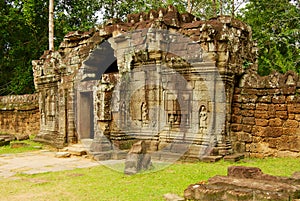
top-left (0, 150), bottom-right (100, 178)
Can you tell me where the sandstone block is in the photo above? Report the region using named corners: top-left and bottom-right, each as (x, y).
top-left (240, 132), bottom-right (252, 142)
top-left (231, 123), bottom-right (243, 132)
top-left (242, 94), bottom-right (258, 103)
top-left (185, 166), bottom-right (300, 201)
top-left (269, 118), bottom-right (283, 127)
top-left (263, 127), bottom-right (283, 138)
top-left (55, 152), bottom-right (71, 158)
top-left (242, 125), bottom-right (252, 133)
top-left (10, 142), bottom-right (29, 148)
top-left (231, 115), bottom-right (242, 124)
top-left (289, 114), bottom-right (295, 120)
top-left (241, 103), bottom-right (256, 110)
top-left (255, 103), bottom-right (269, 111)
top-left (288, 103), bottom-right (300, 113)
top-left (275, 104), bottom-right (287, 111)
top-left (255, 118), bottom-right (268, 126)
top-left (232, 106), bottom-right (241, 115)
top-left (276, 111), bottom-right (288, 120)
top-left (283, 128), bottom-right (298, 136)
top-left (254, 110), bottom-right (269, 119)
top-left (252, 126), bottom-right (266, 137)
top-left (163, 193), bottom-right (184, 201)
top-left (258, 95), bottom-right (271, 103)
top-left (283, 119), bottom-right (299, 128)
top-left (233, 141), bottom-right (246, 153)
top-left (223, 153), bottom-right (244, 162)
top-left (228, 166), bottom-right (262, 178)
top-left (241, 109), bottom-right (254, 117)
top-left (265, 138), bottom-right (278, 149)
top-left (272, 95), bottom-right (286, 104)
top-left (242, 117), bottom-right (255, 125)
top-left (124, 140), bottom-right (152, 175)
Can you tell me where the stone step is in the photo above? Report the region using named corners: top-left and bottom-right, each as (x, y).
top-left (217, 146), bottom-right (232, 150)
top-left (62, 144), bottom-right (88, 156)
top-left (112, 150), bottom-right (128, 160)
top-left (0, 134), bottom-right (16, 141)
top-left (202, 155), bottom-right (223, 163)
top-left (152, 151), bottom-right (182, 162)
top-left (92, 151), bottom-right (113, 161)
top-left (218, 149), bottom-right (233, 156)
top-left (55, 152), bottom-right (71, 158)
top-left (223, 153), bottom-right (245, 162)
top-left (79, 139), bottom-right (93, 148)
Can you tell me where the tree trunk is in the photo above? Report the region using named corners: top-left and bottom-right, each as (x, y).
top-left (49, 0), bottom-right (54, 51)
top-left (187, 0), bottom-right (192, 13)
top-left (220, 0), bottom-right (223, 15)
top-left (231, 0), bottom-right (235, 17)
top-left (212, 0), bottom-right (217, 17)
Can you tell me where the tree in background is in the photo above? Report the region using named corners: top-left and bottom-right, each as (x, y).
top-left (0, 0), bottom-right (101, 95)
top-left (239, 0), bottom-right (300, 75)
top-left (98, 0), bottom-right (246, 20)
top-left (49, 0), bottom-right (54, 51)
top-left (0, 0), bottom-right (48, 95)
top-left (1, 0), bottom-right (299, 95)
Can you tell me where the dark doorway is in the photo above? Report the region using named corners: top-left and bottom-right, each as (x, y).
top-left (79, 92), bottom-right (94, 139)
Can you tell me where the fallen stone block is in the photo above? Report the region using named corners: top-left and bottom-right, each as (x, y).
top-left (55, 152), bottom-right (71, 158)
top-left (124, 140), bottom-right (152, 175)
top-left (0, 134), bottom-right (16, 141)
top-left (16, 134), bottom-right (30, 141)
top-left (163, 193), bottom-right (184, 201)
top-left (184, 166), bottom-right (300, 201)
top-left (66, 147), bottom-right (87, 156)
top-left (10, 142), bottom-right (29, 148)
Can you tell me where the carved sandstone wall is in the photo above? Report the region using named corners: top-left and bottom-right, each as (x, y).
top-left (33, 6), bottom-right (256, 152)
top-left (30, 6), bottom-right (299, 158)
top-left (231, 70), bottom-right (300, 157)
top-left (0, 94), bottom-right (40, 136)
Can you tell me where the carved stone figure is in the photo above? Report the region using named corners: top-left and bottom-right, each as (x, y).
top-left (141, 102), bottom-right (148, 125)
top-left (199, 105), bottom-right (207, 133)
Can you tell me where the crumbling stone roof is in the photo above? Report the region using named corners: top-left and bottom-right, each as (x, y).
top-left (33, 5), bottom-right (257, 89)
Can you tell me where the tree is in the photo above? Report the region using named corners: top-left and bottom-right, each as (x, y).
top-left (0, 0), bottom-right (102, 95)
top-left (49, 0), bottom-right (54, 50)
top-left (0, 0), bottom-right (48, 95)
top-left (239, 0), bottom-right (300, 75)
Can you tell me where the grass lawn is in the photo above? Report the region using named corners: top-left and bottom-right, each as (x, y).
top-left (0, 138), bottom-right (44, 155)
top-left (0, 157), bottom-right (299, 201)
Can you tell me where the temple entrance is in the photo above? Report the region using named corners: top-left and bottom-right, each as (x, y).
top-left (78, 91), bottom-right (94, 139)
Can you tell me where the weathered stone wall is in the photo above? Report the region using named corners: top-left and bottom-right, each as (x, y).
top-left (231, 70), bottom-right (300, 157)
top-left (0, 94), bottom-right (40, 136)
top-left (32, 5), bottom-right (257, 153)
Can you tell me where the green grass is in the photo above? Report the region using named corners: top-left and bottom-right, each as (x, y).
top-left (0, 135), bottom-right (44, 154)
top-left (0, 157), bottom-right (299, 201)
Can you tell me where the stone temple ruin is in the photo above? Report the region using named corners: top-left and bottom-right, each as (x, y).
top-left (1, 6), bottom-right (300, 160)
top-left (32, 5), bottom-right (255, 161)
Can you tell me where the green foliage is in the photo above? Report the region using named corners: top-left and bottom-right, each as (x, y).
top-left (1, 0), bottom-right (299, 95)
top-left (99, 0), bottom-right (166, 20)
top-left (239, 0), bottom-right (300, 75)
top-left (0, 0), bottom-right (101, 95)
